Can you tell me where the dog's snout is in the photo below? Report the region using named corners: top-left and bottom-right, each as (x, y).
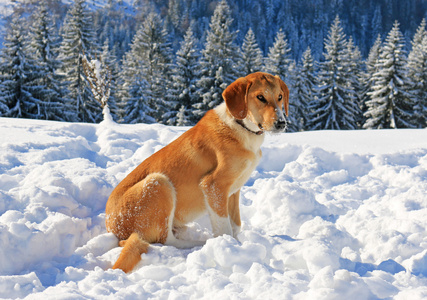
top-left (275, 119), bottom-right (287, 131)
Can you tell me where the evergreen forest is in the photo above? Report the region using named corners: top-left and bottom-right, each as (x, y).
top-left (0, 0), bottom-right (427, 130)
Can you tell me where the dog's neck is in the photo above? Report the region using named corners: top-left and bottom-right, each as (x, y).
top-left (214, 103), bottom-right (265, 154)
top-left (235, 119), bottom-right (264, 135)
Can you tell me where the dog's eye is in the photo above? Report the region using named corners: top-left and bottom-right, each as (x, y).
top-left (257, 95), bottom-right (267, 103)
top-left (278, 95), bottom-right (282, 102)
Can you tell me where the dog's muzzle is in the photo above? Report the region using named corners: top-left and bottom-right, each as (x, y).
top-left (273, 118), bottom-right (287, 132)
top-left (273, 108), bottom-right (287, 132)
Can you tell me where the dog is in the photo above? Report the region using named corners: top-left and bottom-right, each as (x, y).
top-left (105, 72), bottom-right (289, 273)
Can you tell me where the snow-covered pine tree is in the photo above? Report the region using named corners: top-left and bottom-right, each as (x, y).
top-left (193, 0), bottom-right (243, 120)
top-left (364, 21), bottom-right (415, 129)
top-left (410, 18), bottom-right (426, 49)
top-left (27, 0), bottom-right (72, 121)
top-left (119, 44), bottom-right (156, 124)
top-left (58, 0), bottom-right (100, 123)
top-left (407, 19), bottom-right (427, 128)
top-left (308, 16), bottom-right (359, 130)
top-left (94, 0), bottom-right (136, 61)
top-left (289, 47), bottom-right (317, 131)
top-left (126, 12), bottom-right (175, 124)
top-left (265, 28), bottom-right (293, 81)
top-left (122, 65), bottom-right (155, 124)
top-left (176, 105), bottom-right (193, 126)
top-left (168, 26), bottom-right (201, 126)
top-left (360, 35), bottom-right (382, 124)
top-left (286, 60), bottom-right (302, 132)
top-left (241, 28), bottom-right (264, 75)
top-left (345, 37), bottom-right (363, 127)
top-left (0, 14), bottom-right (42, 119)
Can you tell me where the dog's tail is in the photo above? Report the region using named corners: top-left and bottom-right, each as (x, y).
top-left (112, 232), bottom-right (149, 273)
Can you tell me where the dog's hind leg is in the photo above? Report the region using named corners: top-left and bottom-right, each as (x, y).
top-left (110, 173), bottom-right (178, 272)
top-left (164, 191), bottom-right (205, 249)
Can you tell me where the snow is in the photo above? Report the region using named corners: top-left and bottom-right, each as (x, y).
top-left (1, 116), bottom-right (427, 299)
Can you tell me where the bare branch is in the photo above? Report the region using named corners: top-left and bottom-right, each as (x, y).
top-left (82, 54), bottom-right (111, 109)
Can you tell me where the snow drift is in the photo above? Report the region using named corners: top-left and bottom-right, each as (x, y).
top-left (0, 117), bottom-right (427, 299)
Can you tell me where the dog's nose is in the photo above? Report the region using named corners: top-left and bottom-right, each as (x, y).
top-left (275, 119), bottom-right (287, 131)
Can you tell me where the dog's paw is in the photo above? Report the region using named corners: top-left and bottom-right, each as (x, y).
top-left (232, 225), bottom-right (241, 239)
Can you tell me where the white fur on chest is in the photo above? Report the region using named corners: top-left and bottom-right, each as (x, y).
top-left (214, 103), bottom-right (263, 195)
top-left (229, 151), bottom-right (261, 195)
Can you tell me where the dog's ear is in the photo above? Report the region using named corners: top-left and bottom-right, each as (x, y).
top-left (222, 77), bottom-right (251, 120)
top-left (275, 75), bottom-right (289, 116)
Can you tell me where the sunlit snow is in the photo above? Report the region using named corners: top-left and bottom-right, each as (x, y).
top-left (1, 117), bottom-right (427, 299)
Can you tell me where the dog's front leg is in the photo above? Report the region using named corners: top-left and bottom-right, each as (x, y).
top-left (200, 177), bottom-right (233, 237)
top-left (210, 212), bottom-right (233, 238)
top-left (228, 191), bottom-right (241, 238)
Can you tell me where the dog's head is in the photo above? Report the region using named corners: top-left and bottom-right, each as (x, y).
top-left (222, 72), bottom-right (289, 133)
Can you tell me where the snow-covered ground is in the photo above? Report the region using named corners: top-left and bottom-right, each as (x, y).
top-left (0, 116), bottom-right (427, 299)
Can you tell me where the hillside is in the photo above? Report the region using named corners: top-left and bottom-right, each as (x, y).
top-left (0, 117), bottom-right (426, 299)
top-left (1, 0), bottom-right (427, 59)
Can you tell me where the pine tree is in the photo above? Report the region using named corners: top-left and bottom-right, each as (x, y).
top-left (122, 73), bottom-right (155, 124)
top-left (93, 0), bottom-right (135, 61)
top-left (364, 21), bottom-right (415, 129)
top-left (131, 13), bottom-right (175, 124)
top-left (308, 16), bottom-right (359, 130)
top-left (361, 35), bottom-right (382, 124)
top-left (0, 14), bottom-right (41, 119)
top-left (125, 84), bottom-right (155, 124)
top-left (193, 0), bottom-right (243, 120)
top-left (119, 13), bottom-right (173, 124)
top-left (27, 0), bottom-right (72, 121)
top-left (169, 26), bottom-right (201, 125)
top-left (176, 105), bottom-right (193, 126)
top-left (58, 0), bottom-right (100, 123)
top-left (345, 37), bottom-right (363, 127)
top-left (265, 28), bottom-right (293, 81)
top-left (410, 18), bottom-right (426, 49)
top-left (407, 19), bottom-right (427, 128)
top-left (241, 28), bottom-right (264, 75)
top-left (119, 43), bottom-right (156, 124)
top-left (290, 47), bottom-right (317, 131)
top-left (143, 13), bottom-right (175, 124)
top-left (286, 61), bottom-right (302, 132)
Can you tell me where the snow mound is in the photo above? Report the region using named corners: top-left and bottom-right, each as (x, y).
top-left (1, 117), bottom-right (427, 299)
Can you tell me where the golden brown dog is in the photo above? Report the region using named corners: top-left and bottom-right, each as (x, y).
top-left (105, 72), bottom-right (289, 272)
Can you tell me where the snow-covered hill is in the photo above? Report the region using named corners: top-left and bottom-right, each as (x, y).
top-left (0, 117), bottom-right (427, 299)
top-left (0, 0), bottom-right (134, 42)
top-left (0, 0), bottom-right (133, 12)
